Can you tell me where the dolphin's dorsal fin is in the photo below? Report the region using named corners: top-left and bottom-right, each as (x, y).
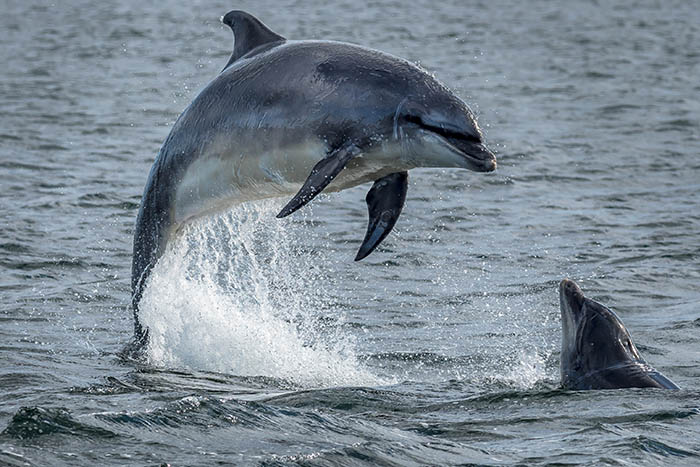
top-left (221, 11), bottom-right (285, 71)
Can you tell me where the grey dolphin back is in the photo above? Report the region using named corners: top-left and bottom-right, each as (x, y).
top-left (222, 10), bottom-right (286, 70)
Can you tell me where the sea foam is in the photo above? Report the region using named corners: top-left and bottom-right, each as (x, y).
top-left (138, 200), bottom-right (384, 388)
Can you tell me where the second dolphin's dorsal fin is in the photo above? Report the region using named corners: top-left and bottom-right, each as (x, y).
top-left (221, 10), bottom-right (285, 71)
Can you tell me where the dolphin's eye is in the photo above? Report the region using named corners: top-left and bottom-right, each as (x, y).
top-left (619, 338), bottom-right (635, 353)
top-left (402, 114), bottom-right (423, 127)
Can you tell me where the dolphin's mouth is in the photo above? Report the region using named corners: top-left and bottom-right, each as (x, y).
top-left (560, 280), bottom-right (585, 310)
top-left (442, 135), bottom-right (497, 172)
top-left (559, 279), bottom-right (586, 326)
top-left (559, 279), bottom-right (587, 362)
top-left (407, 116), bottom-right (497, 172)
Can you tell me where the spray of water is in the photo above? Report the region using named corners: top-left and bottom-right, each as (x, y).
top-left (138, 200), bottom-right (384, 388)
top-left (496, 348), bottom-right (550, 389)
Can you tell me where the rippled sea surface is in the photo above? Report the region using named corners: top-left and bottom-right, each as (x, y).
top-left (2, 1), bottom-right (699, 465)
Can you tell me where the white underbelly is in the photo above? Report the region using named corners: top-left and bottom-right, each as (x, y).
top-left (172, 139), bottom-right (406, 226)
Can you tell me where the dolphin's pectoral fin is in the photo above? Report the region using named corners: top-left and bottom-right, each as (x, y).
top-left (276, 143), bottom-right (361, 218)
top-left (355, 171), bottom-right (408, 261)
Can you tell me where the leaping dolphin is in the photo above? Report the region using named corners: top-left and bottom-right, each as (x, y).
top-left (130, 10), bottom-right (497, 343)
top-left (559, 279), bottom-right (679, 390)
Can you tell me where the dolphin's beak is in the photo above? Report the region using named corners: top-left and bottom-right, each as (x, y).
top-left (559, 279), bottom-right (586, 349)
top-left (444, 137), bottom-right (497, 172)
top-left (411, 118), bottom-right (497, 172)
top-left (559, 279), bottom-right (585, 319)
top-left (399, 105), bottom-right (497, 173)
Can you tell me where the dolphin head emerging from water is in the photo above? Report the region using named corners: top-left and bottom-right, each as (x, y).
top-left (559, 279), bottom-right (679, 390)
top-left (130, 11), bottom-right (496, 345)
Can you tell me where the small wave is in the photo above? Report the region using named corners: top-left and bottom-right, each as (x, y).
top-left (1, 407), bottom-right (117, 440)
top-left (608, 435), bottom-right (699, 459)
top-left (0, 242), bottom-right (31, 254)
top-left (69, 376), bottom-right (143, 395)
top-left (590, 408), bottom-right (700, 425)
top-left (0, 257), bottom-right (86, 272)
top-left (95, 396), bottom-right (273, 431)
top-left (263, 386), bottom-right (404, 413)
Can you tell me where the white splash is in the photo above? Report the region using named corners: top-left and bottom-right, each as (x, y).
top-left (138, 200), bottom-right (383, 388)
top-left (497, 349), bottom-right (549, 389)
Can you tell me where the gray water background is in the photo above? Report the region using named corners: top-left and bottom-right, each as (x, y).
top-left (1, 0), bottom-right (699, 465)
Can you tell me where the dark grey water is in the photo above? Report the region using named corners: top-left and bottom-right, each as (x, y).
top-left (2, 0), bottom-right (699, 465)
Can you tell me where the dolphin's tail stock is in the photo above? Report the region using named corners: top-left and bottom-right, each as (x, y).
top-left (128, 159), bottom-right (174, 354)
